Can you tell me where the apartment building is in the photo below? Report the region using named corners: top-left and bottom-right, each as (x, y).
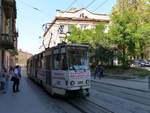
top-left (0, 0), bottom-right (18, 70)
top-left (43, 8), bottom-right (110, 49)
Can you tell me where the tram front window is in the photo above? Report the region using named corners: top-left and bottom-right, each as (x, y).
top-left (53, 54), bottom-right (68, 70)
top-left (68, 48), bottom-right (89, 70)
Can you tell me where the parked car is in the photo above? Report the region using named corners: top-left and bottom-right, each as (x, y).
top-left (131, 59), bottom-right (149, 67)
top-left (144, 60), bottom-right (150, 67)
top-left (139, 60), bottom-right (146, 67)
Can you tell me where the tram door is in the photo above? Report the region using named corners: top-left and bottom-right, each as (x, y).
top-left (32, 57), bottom-right (38, 78)
top-left (31, 60), bottom-right (34, 77)
top-left (45, 55), bottom-right (52, 85)
top-left (34, 59), bottom-right (38, 78)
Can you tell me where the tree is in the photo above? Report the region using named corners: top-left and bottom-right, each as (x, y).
top-left (68, 24), bottom-right (114, 65)
top-left (109, 0), bottom-right (150, 67)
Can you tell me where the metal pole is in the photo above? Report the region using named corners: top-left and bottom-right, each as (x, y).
top-left (148, 76), bottom-right (150, 89)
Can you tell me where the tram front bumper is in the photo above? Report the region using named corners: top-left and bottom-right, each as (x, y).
top-left (67, 85), bottom-right (90, 90)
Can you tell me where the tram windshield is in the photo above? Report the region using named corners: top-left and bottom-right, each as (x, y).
top-left (68, 47), bottom-right (89, 70)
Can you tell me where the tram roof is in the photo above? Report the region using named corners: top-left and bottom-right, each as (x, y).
top-left (28, 43), bottom-right (89, 60)
top-left (44, 43), bottom-right (89, 50)
top-left (55, 43), bottom-right (89, 48)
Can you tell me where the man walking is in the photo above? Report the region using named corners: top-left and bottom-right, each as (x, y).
top-left (94, 65), bottom-right (104, 79)
top-left (13, 65), bottom-right (21, 92)
top-left (94, 65), bottom-right (100, 79)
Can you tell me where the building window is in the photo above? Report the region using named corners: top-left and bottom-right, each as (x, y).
top-left (58, 25), bottom-right (64, 33)
top-left (68, 24), bottom-right (73, 33)
top-left (79, 13), bottom-right (88, 19)
top-left (91, 25), bottom-right (96, 29)
top-left (80, 24), bottom-right (88, 30)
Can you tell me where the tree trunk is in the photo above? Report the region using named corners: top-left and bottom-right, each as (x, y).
top-left (122, 46), bottom-right (127, 67)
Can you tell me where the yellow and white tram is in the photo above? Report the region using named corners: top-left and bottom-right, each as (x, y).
top-left (27, 43), bottom-right (91, 96)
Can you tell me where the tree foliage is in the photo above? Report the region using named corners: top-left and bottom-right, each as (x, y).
top-left (68, 24), bottom-right (113, 65)
top-left (68, 24), bottom-right (109, 48)
top-left (109, 0), bottom-right (150, 67)
top-left (67, 0), bottom-right (150, 67)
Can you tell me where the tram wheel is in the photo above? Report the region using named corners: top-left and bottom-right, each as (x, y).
top-left (86, 92), bottom-right (90, 97)
top-left (86, 89), bottom-right (90, 97)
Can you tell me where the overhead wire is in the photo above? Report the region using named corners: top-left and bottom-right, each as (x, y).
top-left (76, 0), bottom-right (82, 9)
top-left (18, 0), bottom-right (40, 11)
top-left (93, 0), bottom-right (108, 12)
top-left (65, 0), bottom-right (78, 11)
top-left (85, 0), bottom-right (96, 9)
top-left (17, 0), bottom-right (50, 16)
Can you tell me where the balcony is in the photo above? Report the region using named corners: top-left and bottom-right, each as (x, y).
top-left (3, 0), bottom-right (16, 18)
top-left (0, 33), bottom-right (15, 49)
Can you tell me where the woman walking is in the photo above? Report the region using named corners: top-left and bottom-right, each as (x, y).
top-left (0, 68), bottom-right (5, 92)
top-left (0, 67), bottom-right (9, 93)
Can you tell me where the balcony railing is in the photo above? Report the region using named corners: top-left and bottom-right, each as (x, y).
top-left (0, 33), bottom-right (16, 49)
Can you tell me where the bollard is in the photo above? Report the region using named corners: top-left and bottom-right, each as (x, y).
top-left (148, 76), bottom-right (150, 90)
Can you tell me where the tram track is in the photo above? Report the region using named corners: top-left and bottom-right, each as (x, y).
top-left (92, 80), bottom-right (150, 93)
top-left (125, 79), bottom-right (149, 83)
top-left (66, 97), bottom-right (115, 113)
top-left (92, 81), bottom-right (150, 97)
top-left (111, 77), bottom-right (149, 83)
top-left (92, 81), bottom-right (150, 107)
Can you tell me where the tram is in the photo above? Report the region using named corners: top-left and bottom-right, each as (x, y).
top-left (27, 43), bottom-right (91, 96)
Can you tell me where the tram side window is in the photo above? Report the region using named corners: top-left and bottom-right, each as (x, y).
top-left (60, 54), bottom-right (68, 70)
top-left (53, 54), bottom-right (68, 70)
top-left (38, 60), bottom-right (42, 68)
top-left (53, 54), bottom-right (61, 70)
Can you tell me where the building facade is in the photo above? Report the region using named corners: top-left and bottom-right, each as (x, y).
top-left (0, 0), bottom-right (18, 70)
top-left (16, 49), bottom-right (32, 68)
top-left (43, 8), bottom-right (110, 49)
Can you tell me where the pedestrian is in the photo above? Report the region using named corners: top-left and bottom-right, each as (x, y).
top-left (0, 68), bottom-right (5, 91)
top-left (3, 67), bottom-right (10, 93)
top-left (99, 65), bottom-right (104, 78)
top-left (94, 66), bottom-right (97, 79)
top-left (94, 65), bottom-right (103, 79)
top-left (13, 65), bottom-right (21, 93)
top-left (18, 65), bottom-right (22, 78)
top-left (94, 65), bottom-right (100, 79)
top-left (9, 66), bottom-right (14, 76)
top-left (9, 66), bottom-right (15, 81)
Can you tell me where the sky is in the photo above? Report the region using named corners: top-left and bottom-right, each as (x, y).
top-left (16, 0), bottom-right (116, 55)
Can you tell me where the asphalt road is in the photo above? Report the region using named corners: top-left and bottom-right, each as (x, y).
top-left (0, 67), bottom-right (83, 113)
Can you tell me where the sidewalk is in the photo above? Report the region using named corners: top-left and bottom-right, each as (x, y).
top-left (92, 77), bottom-right (150, 92)
top-left (0, 77), bottom-right (66, 113)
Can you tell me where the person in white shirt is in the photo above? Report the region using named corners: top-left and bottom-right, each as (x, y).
top-left (13, 65), bottom-right (21, 92)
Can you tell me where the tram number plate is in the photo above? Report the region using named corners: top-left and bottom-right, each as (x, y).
top-left (78, 81), bottom-right (83, 84)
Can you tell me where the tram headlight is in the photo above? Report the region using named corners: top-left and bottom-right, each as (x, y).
top-left (86, 80), bottom-right (90, 84)
top-left (70, 81), bottom-right (75, 86)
